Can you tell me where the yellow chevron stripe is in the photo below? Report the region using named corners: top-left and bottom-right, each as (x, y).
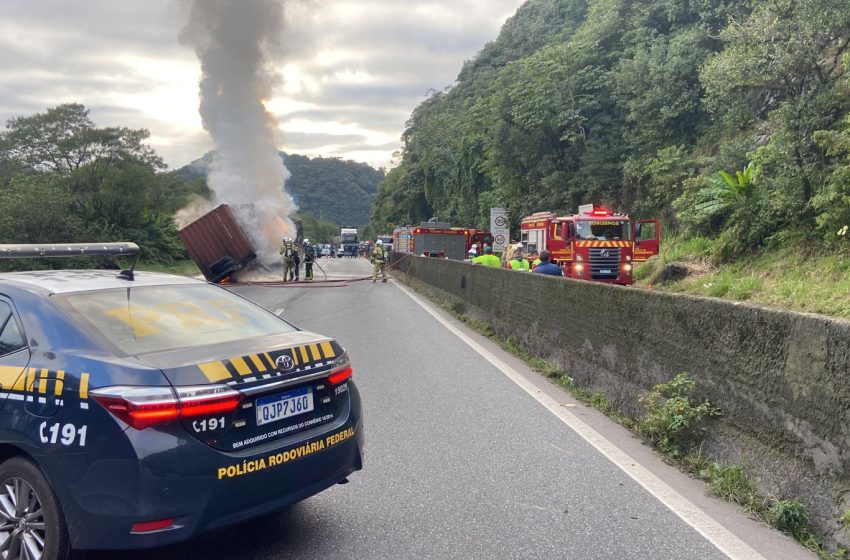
top-left (55, 371), bottom-right (65, 397)
top-left (12, 371), bottom-right (25, 391)
top-left (263, 352), bottom-right (276, 369)
top-left (26, 369), bottom-right (35, 392)
top-left (230, 356), bottom-right (252, 376)
top-left (309, 344), bottom-right (321, 361)
top-left (319, 342), bottom-right (335, 359)
top-left (79, 373), bottom-right (90, 399)
top-left (289, 348), bottom-right (299, 366)
top-left (249, 354), bottom-right (267, 373)
top-left (299, 346), bottom-right (309, 363)
top-left (39, 369), bottom-right (49, 394)
top-left (0, 366), bottom-right (22, 390)
top-left (199, 361), bottom-right (232, 383)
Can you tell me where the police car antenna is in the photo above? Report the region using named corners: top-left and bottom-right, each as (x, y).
top-left (0, 242), bottom-right (141, 280)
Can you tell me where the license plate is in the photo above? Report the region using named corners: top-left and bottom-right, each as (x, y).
top-left (256, 387), bottom-right (314, 426)
top-left (600, 269), bottom-right (612, 274)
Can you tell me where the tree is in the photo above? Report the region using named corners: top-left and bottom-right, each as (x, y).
top-left (1, 103), bottom-right (162, 173)
top-left (0, 104), bottom-right (186, 263)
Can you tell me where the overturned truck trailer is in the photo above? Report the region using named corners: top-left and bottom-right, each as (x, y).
top-left (178, 204), bottom-right (257, 283)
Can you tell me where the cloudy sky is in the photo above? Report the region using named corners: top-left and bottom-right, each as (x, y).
top-left (0, 0), bottom-right (526, 171)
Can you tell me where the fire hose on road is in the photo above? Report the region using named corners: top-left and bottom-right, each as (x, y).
top-left (232, 254), bottom-right (416, 288)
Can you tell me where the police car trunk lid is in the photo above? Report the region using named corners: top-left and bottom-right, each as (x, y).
top-left (143, 332), bottom-right (348, 452)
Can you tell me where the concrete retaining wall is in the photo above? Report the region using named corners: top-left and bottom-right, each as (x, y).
top-left (391, 253), bottom-right (850, 539)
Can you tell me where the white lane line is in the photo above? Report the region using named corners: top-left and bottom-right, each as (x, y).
top-left (395, 282), bottom-right (766, 560)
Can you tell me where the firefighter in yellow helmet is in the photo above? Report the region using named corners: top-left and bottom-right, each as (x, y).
top-left (371, 239), bottom-right (388, 283)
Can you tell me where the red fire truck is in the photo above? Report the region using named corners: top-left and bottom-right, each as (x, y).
top-left (520, 204), bottom-right (660, 285)
top-left (396, 222), bottom-right (493, 260)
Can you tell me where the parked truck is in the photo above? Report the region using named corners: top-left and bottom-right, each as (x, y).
top-left (392, 226), bottom-right (412, 253)
top-left (340, 228), bottom-right (359, 257)
top-left (520, 204), bottom-right (660, 285)
top-left (406, 222), bottom-right (493, 260)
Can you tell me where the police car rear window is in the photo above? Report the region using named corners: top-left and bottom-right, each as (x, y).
top-left (54, 285), bottom-right (296, 356)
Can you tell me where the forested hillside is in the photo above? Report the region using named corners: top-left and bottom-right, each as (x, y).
top-left (0, 104), bottom-right (200, 264)
top-left (177, 152), bottom-right (385, 229)
top-left (369, 0), bottom-right (850, 260)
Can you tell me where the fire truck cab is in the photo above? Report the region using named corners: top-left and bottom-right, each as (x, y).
top-left (520, 204), bottom-right (660, 285)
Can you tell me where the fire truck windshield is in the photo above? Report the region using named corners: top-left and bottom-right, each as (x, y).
top-left (575, 220), bottom-right (631, 241)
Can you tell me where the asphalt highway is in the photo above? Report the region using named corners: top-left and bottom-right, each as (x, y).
top-left (86, 257), bottom-right (814, 560)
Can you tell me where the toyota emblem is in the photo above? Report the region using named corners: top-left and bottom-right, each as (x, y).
top-left (601, 249), bottom-right (611, 258)
top-left (275, 354), bottom-right (295, 371)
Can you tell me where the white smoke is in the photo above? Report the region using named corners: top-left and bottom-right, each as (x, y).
top-left (179, 0), bottom-right (296, 264)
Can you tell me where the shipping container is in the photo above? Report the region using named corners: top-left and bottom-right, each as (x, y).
top-left (178, 204), bottom-right (257, 283)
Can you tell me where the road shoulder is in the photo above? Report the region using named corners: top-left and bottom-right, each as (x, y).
top-left (393, 280), bottom-right (816, 560)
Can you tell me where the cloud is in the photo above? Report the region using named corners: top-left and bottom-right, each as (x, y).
top-left (0, 0), bottom-right (525, 170)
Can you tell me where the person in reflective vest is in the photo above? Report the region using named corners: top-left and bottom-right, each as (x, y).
top-left (509, 245), bottom-right (530, 271)
top-left (530, 251), bottom-right (541, 270)
top-left (371, 240), bottom-right (387, 283)
top-left (303, 239), bottom-right (315, 282)
top-left (472, 245), bottom-right (501, 268)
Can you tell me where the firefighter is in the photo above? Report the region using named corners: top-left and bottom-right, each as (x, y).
top-left (280, 237), bottom-right (297, 282)
top-left (303, 239), bottom-right (315, 282)
top-left (472, 245), bottom-right (501, 268)
top-left (509, 244), bottom-right (530, 271)
top-left (292, 241), bottom-right (302, 281)
top-left (371, 239), bottom-right (388, 283)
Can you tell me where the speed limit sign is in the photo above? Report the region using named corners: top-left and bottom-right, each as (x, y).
top-left (490, 208), bottom-right (509, 252)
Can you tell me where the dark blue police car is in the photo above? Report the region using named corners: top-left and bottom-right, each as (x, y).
top-left (0, 243), bottom-right (363, 559)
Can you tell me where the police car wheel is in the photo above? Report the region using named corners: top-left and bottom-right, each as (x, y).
top-left (0, 458), bottom-right (71, 560)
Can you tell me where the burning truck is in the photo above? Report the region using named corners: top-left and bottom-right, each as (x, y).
top-left (178, 204), bottom-right (302, 283)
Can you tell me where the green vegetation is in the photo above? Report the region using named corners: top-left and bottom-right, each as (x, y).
top-left (636, 238), bottom-right (850, 318)
top-left (297, 212), bottom-right (342, 245)
top-left (839, 509), bottom-right (850, 531)
top-left (703, 462), bottom-right (766, 514)
top-left (176, 152), bottom-right (385, 231)
top-left (771, 499), bottom-right (811, 538)
top-left (639, 373), bottom-right (721, 458)
top-left (0, 104), bottom-right (202, 265)
top-left (699, 462), bottom-right (844, 557)
top-left (369, 0), bottom-right (850, 278)
top-left (0, 104), bottom-right (384, 265)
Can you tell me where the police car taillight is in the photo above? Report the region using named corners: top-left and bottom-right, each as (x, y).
top-left (328, 365), bottom-right (353, 386)
top-left (92, 385), bottom-right (242, 430)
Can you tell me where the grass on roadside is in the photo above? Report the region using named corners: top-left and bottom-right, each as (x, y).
top-left (635, 237), bottom-right (850, 319)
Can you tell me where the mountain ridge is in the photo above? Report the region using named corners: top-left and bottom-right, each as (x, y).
top-left (175, 152), bottom-right (385, 228)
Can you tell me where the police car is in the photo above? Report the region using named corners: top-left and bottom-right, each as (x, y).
top-left (0, 243), bottom-right (363, 559)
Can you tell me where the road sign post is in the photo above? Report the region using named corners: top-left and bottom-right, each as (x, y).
top-left (490, 208), bottom-right (509, 253)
